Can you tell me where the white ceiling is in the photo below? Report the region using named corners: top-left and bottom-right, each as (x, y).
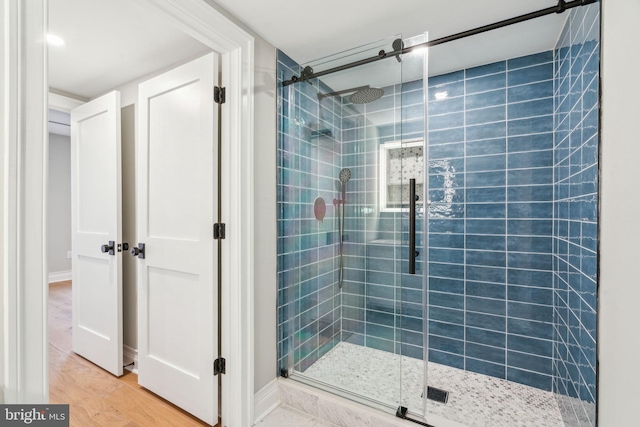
top-left (49, 0), bottom-right (210, 99)
top-left (49, 0), bottom-right (569, 101)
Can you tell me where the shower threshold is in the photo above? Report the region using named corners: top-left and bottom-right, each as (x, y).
top-left (299, 342), bottom-right (564, 427)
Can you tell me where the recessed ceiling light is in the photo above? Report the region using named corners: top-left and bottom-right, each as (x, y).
top-left (46, 34), bottom-right (65, 46)
top-left (434, 91), bottom-right (448, 100)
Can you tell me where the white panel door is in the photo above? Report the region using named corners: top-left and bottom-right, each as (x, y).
top-left (71, 91), bottom-right (123, 377)
top-left (136, 53), bottom-right (218, 425)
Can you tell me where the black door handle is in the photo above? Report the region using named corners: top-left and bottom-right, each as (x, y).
top-left (130, 243), bottom-right (145, 259)
top-left (409, 179), bottom-right (416, 274)
top-left (101, 241), bottom-right (115, 256)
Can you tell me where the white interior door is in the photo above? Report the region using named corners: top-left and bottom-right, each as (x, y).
top-left (71, 91), bottom-right (123, 377)
top-left (136, 53), bottom-right (218, 425)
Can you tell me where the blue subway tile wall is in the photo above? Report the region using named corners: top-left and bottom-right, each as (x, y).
top-left (553, 4), bottom-right (599, 426)
top-left (427, 52), bottom-right (555, 390)
top-left (277, 50), bottom-right (342, 373)
top-left (339, 79), bottom-right (426, 360)
top-left (277, 45), bottom-right (593, 397)
top-left (337, 52), bottom-right (555, 387)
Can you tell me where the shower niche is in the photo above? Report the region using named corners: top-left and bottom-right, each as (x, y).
top-left (379, 139), bottom-right (424, 211)
top-left (277, 4), bottom-right (600, 425)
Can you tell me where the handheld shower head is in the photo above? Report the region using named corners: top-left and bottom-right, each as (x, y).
top-left (339, 168), bottom-right (351, 183)
top-left (339, 168), bottom-right (351, 201)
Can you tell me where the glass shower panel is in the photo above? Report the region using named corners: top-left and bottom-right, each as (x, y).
top-left (397, 33), bottom-right (428, 420)
top-left (278, 36), bottom-right (413, 413)
top-left (420, 9), bottom-right (601, 425)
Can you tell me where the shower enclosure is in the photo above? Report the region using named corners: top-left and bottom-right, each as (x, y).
top-left (277, 34), bottom-right (427, 416)
top-left (277, 4), bottom-right (599, 426)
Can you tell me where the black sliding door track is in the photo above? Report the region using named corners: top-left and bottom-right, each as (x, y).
top-left (283, 0), bottom-right (597, 86)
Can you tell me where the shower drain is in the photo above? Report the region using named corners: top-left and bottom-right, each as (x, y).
top-left (424, 386), bottom-right (449, 404)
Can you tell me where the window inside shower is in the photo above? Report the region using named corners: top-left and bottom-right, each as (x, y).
top-left (277, 5), bottom-right (599, 426)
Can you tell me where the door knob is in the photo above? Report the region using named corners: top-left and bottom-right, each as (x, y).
top-left (130, 243), bottom-right (145, 259)
top-left (101, 241), bottom-right (115, 256)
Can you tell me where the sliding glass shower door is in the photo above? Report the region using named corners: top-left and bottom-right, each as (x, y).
top-left (277, 34), bottom-right (429, 417)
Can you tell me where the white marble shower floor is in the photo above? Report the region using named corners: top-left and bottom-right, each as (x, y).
top-left (300, 342), bottom-right (564, 427)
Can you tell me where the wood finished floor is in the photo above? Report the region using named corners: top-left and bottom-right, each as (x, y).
top-left (48, 280), bottom-right (213, 427)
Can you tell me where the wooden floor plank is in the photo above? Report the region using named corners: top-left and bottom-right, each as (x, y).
top-left (48, 281), bottom-right (212, 427)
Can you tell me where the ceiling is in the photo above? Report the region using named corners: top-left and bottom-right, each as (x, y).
top-left (49, 0), bottom-right (210, 100)
top-left (49, 0), bottom-right (569, 101)
top-left (214, 0), bottom-right (568, 76)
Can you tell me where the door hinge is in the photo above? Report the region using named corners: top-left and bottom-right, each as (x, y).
top-left (214, 86), bottom-right (226, 104)
top-left (213, 223), bottom-right (226, 239)
top-left (214, 357), bottom-right (226, 375)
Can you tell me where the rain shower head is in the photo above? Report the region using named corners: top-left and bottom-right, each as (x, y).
top-left (318, 85), bottom-right (384, 104)
top-left (349, 87), bottom-right (384, 104)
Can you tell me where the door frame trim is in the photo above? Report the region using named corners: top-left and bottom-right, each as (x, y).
top-left (2, 1), bottom-right (255, 425)
top-left (1, 0), bottom-right (49, 404)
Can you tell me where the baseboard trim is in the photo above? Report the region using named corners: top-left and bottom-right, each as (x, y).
top-left (123, 345), bottom-right (138, 374)
top-left (48, 270), bottom-right (72, 283)
top-left (254, 378), bottom-right (280, 423)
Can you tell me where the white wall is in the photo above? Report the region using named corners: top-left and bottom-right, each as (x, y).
top-left (599, 0), bottom-right (640, 425)
top-left (252, 35), bottom-right (278, 392)
top-left (48, 133), bottom-right (72, 275)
